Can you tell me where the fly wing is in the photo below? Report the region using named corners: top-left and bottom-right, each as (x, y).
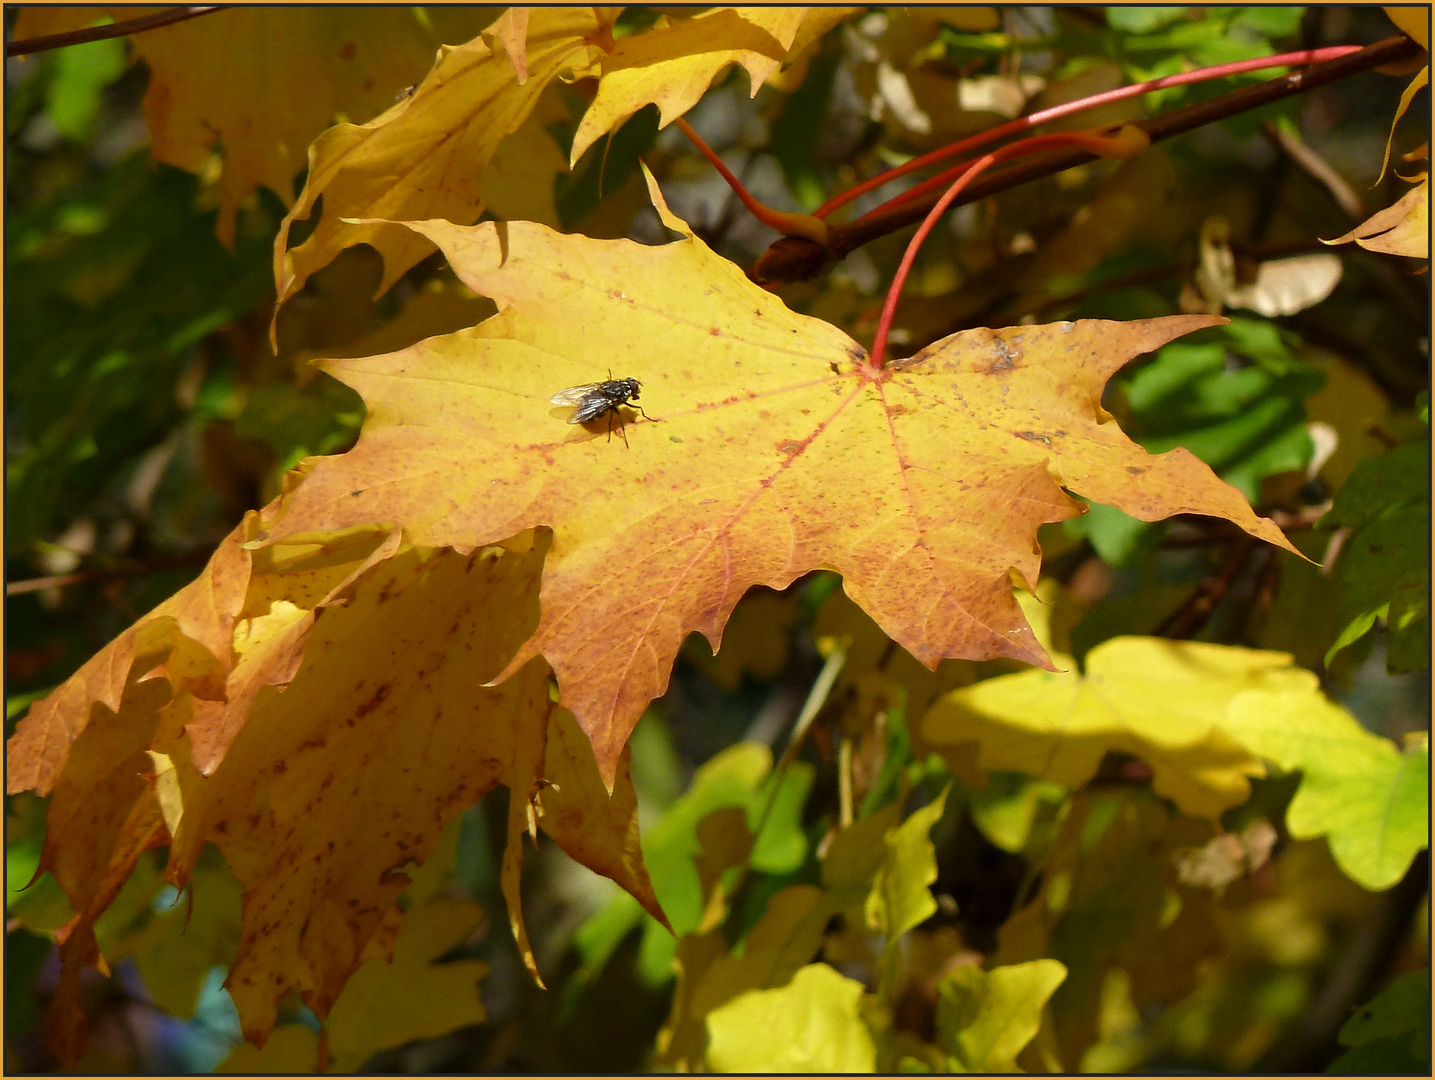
top-left (567, 394), bottom-right (615, 424)
top-left (550, 383), bottom-right (601, 406)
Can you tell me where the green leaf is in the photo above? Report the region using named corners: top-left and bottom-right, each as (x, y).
top-left (1328, 503), bottom-right (1429, 672)
top-left (1328, 1032), bottom-right (1431, 1075)
top-left (1338, 971), bottom-right (1431, 1048)
top-left (568, 742), bottom-right (813, 992)
top-left (45, 33), bottom-right (128, 142)
top-left (1234, 7), bottom-right (1305, 38)
top-left (935, 959), bottom-right (1067, 1072)
top-left (1323, 439), bottom-right (1430, 672)
top-left (217, 1024), bottom-right (321, 1073)
top-left (110, 859), bottom-right (242, 1018)
top-left (1107, 7), bottom-right (1189, 34)
top-left (5, 155), bottom-right (274, 551)
top-left (648, 744), bottom-right (813, 934)
top-left (968, 772), bottom-right (1068, 854)
top-left (1226, 693), bottom-right (1429, 890)
top-left (1322, 440), bottom-right (1428, 531)
top-left (324, 898), bottom-right (488, 1071)
top-left (705, 962), bottom-right (878, 1072)
top-left (1070, 500), bottom-right (1162, 567)
top-left (772, 48), bottom-right (841, 212)
top-left (5, 928), bottom-right (54, 1039)
top-left (822, 801), bottom-right (905, 908)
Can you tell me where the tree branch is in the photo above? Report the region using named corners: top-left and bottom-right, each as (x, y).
top-left (6, 6), bottom-right (228, 57)
top-left (750, 34), bottom-right (1423, 285)
top-left (6, 553), bottom-right (210, 596)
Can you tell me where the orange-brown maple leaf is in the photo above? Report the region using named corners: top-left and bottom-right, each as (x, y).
top-left (262, 187), bottom-right (1293, 788)
top-left (6, 520), bottom-right (663, 1060)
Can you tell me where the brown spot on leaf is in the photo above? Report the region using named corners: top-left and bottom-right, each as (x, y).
top-left (354, 684), bottom-right (392, 719)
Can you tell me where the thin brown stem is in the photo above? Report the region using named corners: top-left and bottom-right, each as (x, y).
top-left (6, 6), bottom-right (228, 56)
top-left (1157, 535), bottom-right (1258, 640)
top-left (7, 553), bottom-right (209, 596)
top-left (1261, 121), bottom-right (1365, 221)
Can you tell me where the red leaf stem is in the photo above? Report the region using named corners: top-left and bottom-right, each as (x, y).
top-left (869, 150), bottom-right (999, 369)
top-left (672, 116), bottom-right (829, 246)
top-left (869, 126), bottom-right (1148, 366)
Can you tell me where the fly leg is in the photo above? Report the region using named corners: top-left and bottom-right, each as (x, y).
top-left (606, 408), bottom-right (630, 448)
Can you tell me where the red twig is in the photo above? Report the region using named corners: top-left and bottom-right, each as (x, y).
top-left (868, 126), bottom-right (1148, 366)
top-left (672, 116), bottom-right (829, 246)
top-left (816, 45), bottom-right (1362, 221)
top-left (863, 127), bottom-right (1147, 222)
top-left (749, 36), bottom-right (1418, 285)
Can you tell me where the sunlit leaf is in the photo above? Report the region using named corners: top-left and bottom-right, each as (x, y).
top-left (705, 962), bottom-right (878, 1072)
top-left (935, 958), bottom-right (1067, 1072)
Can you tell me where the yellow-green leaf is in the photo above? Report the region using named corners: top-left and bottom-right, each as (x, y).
top-left (705, 962), bottom-right (878, 1072)
top-left (866, 786), bottom-right (949, 940)
top-left (921, 637), bottom-right (1303, 817)
top-left (325, 898), bottom-right (489, 1071)
top-left (1225, 694), bottom-right (1429, 890)
top-left (936, 959), bottom-right (1067, 1072)
top-left (216, 1023), bottom-right (321, 1073)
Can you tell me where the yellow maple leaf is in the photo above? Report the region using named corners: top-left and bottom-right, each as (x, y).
top-left (1377, 6), bottom-right (1429, 181)
top-left (569, 7), bottom-right (846, 163)
top-left (217, 896), bottom-right (490, 1073)
top-left (264, 176), bottom-right (1291, 788)
top-left (13, 7), bottom-right (501, 247)
top-left (273, 7), bottom-right (609, 319)
top-left (270, 7), bottom-right (860, 324)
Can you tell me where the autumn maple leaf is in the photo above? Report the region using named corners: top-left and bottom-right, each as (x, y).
top-left (271, 6), bottom-right (855, 320)
top-left (6, 524), bottom-right (663, 1055)
top-left (261, 176), bottom-right (1293, 788)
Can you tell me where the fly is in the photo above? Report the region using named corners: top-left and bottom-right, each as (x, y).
top-left (550, 373), bottom-right (658, 447)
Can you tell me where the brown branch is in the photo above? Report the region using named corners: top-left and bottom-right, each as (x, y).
top-left (1156, 534), bottom-right (1259, 640)
top-left (6, 6), bottom-right (228, 57)
top-left (1258, 850), bottom-right (1429, 1071)
top-left (751, 34), bottom-right (1423, 284)
top-left (6, 553), bottom-right (210, 596)
top-left (1261, 120), bottom-right (1365, 220)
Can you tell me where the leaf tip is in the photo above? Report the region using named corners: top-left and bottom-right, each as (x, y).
top-left (639, 161), bottom-right (694, 238)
